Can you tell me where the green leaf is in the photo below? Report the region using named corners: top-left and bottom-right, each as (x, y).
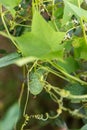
top-left (81, 124), bottom-right (87, 130)
top-left (65, 83), bottom-right (87, 96)
top-left (80, 45), bottom-right (87, 60)
top-left (0, 52), bottom-right (21, 68)
top-left (0, 103), bottom-right (20, 130)
top-left (63, 0), bottom-right (87, 25)
top-left (0, 0), bottom-right (21, 16)
top-left (73, 37), bottom-right (87, 60)
top-left (57, 57), bottom-right (79, 73)
top-left (65, 83), bottom-right (87, 103)
top-left (67, 0), bottom-right (83, 6)
top-left (65, 1), bottom-right (87, 18)
top-left (15, 11), bottom-right (65, 59)
top-left (65, 83), bottom-right (87, 102)
top-left (0, 0), bottom-right (20, 8)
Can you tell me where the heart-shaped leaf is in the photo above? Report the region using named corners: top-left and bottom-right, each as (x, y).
top-left (15, 11), bottom-right (65, 59)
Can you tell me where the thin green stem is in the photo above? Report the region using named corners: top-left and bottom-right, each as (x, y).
top-left (37, 63), bottom-right (69, 82)
top-left (23, 69), bottom-right (30, 116)
top-left (62, 106), bottom-right (87, 119)
top-left (0, 7), bottom-right (19, 49)
top-left (51, 0), bottom-right (59, 31)
top-left (15, 23), bottom-right (31, 28)
top-left (18, 66), bottom-right (26, 107)
top-left (0, 31), bottom-right (9, 39)
top-left (78, 0), bottom-right (87, 45)
top-left (52, 0), bottom-right (54, 19)
top-left (49, 61), bottom-right (87, 85)
top-left (77, 0), bottom-right (80, 8)
top-left (23, 60), bottom-right (37, 115)
top-left (69, 94), bottom-right (87, 100)
top-left (44, 82), bottom-right (87, 101)
top-left (81, 17), bottom-right (87, 44)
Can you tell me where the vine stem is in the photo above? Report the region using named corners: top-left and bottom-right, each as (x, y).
top-left (51, 0), bottom-right (59, 31)
top-left (48, 60), bottom-right (87, 85)
top-left (78, 0), bottom-right (87, 45)
top-left (21, 61), bottom-right (37, 130)
top-left (21, 68), bottom-right (30, 130)
top-left (45, 83), bottom-right (87, 119)
top-left (18, 66), bottom-right (26, 107)
top-left (23, 69), bottom-right (30, 116)
top-left (78, 0), bottom-right (80, 8)
top-left (0, 31), bottom-right (9, 38)
top-left (46, 83), bottom-right (87, 101)
top-left (0, 6), bottom-right (19, 49)
top-left (14, 66), bottom-right (26, 130)
top-left (62, 106), bottom-right (87, 119)
top-left (37, 63), bottom-right (69, 82)
top-left (52, 0), bottom-right (54, 20)
top-left (69, 93), bottom-right (87, 100)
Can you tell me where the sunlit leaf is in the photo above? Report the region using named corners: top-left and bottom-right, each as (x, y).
top-left (15, 11), bottom-right (65, 59)
top-left (0, 0), bottom-right (20, 8)
top-left (65, 0), bottom-right (87, 18)
top-left (63, 0), bottom-right (87, 25)
top-left (0, 0), bottom-right (21, 16)
top-left (67, 0), bottom-right (83, 5)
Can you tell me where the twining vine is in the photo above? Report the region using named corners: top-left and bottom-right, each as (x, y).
top-left (0, 0), bottom-right (87, 130)
top-left (19, 60), bottom-right (87, 130)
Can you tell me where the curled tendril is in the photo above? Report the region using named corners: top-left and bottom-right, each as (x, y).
top-left (41, 113), bottom-right (49, 121)
top-left (28, 110), bottom-right (61, 121)
top-left (29, 113), bottom-right (48, 121)
top-left (21, 114), bottom-right (29, 130)
top-left (45, 112), bottom-right (60, 119)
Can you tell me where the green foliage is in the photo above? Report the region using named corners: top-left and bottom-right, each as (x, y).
top-left (65, 0), bottom-right (87, 18)
top-left (65, 83), bottom-right (87, 96)
top-left (81, 124), bottom-right (87, 130)
top-left (0, 0), bottom-right (21, 16)
top-left (0, 0), bottom-right (20, 8)
top-left (15, 11), bottom-right (65, 59)
top-left (57, 56), bottom-right (79, 73)
top-left (0, 103), bottom-right (20, 130)
top-left (63, 0), bottom-right (87, 26)
top-left (0, 52), bottom-right (21, 68)
top-left (0, 0), bottom-right (87, 129)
